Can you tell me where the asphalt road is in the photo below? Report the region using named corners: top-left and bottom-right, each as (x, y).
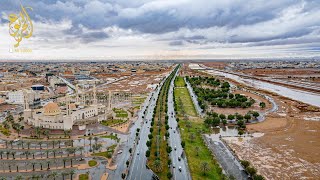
top-left (109, 87), bottom-right (157, 180)
top-left (126, 79), bottom-right (166, 180)
top-left (185, 77), bottom-right (204, 117)
top-left (167, 71), bottom-right (190, 180)
top-left (204, 136), bottom-right (248, 180)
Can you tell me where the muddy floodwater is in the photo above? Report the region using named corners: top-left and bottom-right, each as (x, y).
top-left (206, 70), bottom-right (320, 107)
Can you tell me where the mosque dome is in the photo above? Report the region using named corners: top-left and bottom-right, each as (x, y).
top-left (44, 102), bottom-right (61, 116)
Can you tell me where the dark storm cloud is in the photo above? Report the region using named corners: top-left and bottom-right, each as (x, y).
top-left (1, 0), bottom-right (319, 48)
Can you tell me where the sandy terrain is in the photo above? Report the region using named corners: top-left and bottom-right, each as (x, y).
top-left (225, 95), bottom-right (320, 180)
top-left (185, 64), bottom-right (320, 179)
top-left (239, 68), bottom-right (320, 77)
top-left (202, 62), bottom-right (228, 69)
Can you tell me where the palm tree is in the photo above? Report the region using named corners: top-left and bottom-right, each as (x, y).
top-left (0, 151), bottom-right (3, 159)
top-left (35, 127), bottom-right (41, 139)
top-left (61, 172), bottom-right (69, 180)
top-left (39, 162), bottom-right (43, 170)
top-left (21, 141), bottom-right (24, 149)
top-left (45, 149), bottom-right (51, 158)
top-left (8, 164), bottom-right (11, 172)
top-left (27, 142), bottom-right (31, 149)
top-left (58, 140), bottom-right (62, 149)
top-left (94, 136), bottom-right (99, 145)
top-left (62, 158), bottom-right (67, 168)
top-left (186, 121), bottom-right (192, 132)
top-left (78, 146), bottom-right (84, 156)
top-left (43, 130), bottom-right (50, 139)
top-left (32, 152), bottom-right (35, 159)
top-left (66, 148), bottom-right (73, 157)
top-left (16, 126), bottom-right (22, 137)
top-left (88, 137), bottom-right (93, 151)
top-left (9, 140), bottom-right (14, 149)
top-left (83, 137), bottom-right (86, 147)
top-left (50, 172), bottom-right (58, 180)
top-left (69, 169), bottom-right (75, 180)
top-left (31, 162), bottom-right (36, 171)
top-left (52, 149), bottom-right (57, 158)
top-left (38, 142), bottom-right (43, 149)
top-left (195, 146), bottom-right (200, 156)
top-left (153, 159), bottom-right (163, 172)
top-left (16, 163), bottom-right (19, 172)
top-left (17, 141), bottom-right (22, 150)
top-left (6, 151), bottom-right (10, 159)
top-left (70, 158), bottom-right (74, 167)
top-left (46, 161), bottom-right (51, 170)
top-left (200, 162), bottom-right (210, 175)
top-left (11, 151), bottom-right (16, 159)
top-left (15, 175), bottom-right (23, 180)
top-left (189, 133), bottom-right (195, 142)
top-left (52, 140), bottom-right (56, 149)
top-left (24, 151), bottom-right (30, 159)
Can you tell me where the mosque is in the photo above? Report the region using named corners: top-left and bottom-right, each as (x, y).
top-left (23, 85), bottom-right (106, 130)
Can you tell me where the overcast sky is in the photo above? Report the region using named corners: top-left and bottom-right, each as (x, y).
top-left (1, 0), bottom-right (319, 60)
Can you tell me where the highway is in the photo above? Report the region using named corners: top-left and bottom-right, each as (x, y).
top-left (185, 77), bottom-right (204, 117)
top-left (127, 77), bottom-right (167, 180)
top-left (108, 88), bottom-right (155, 179)
top-left (167, 70), bottom-right (191, 180)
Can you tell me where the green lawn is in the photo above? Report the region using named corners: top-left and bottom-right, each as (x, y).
top-left (100, 119), bottom-right (126, 126)
top-left (174, 88), bottom-right (197, 117)
top-left (179, 120), bottom-right (223, 180)
top-left (132, 96), bottom-right (146, 105)
top-left (79, 174), bottom-right (89, 180)
top-left (88, 160), bottom-right (97, 167)
top-left (175, 76), bottom-right (186, 87)
top-left (174, 77), bottom-right (223, 180)
top-left (92, 144), bottom-right (117, 158)
top-left (100, 134), bottom-right (119, 141)
top-left (113, 108), bottom-right (128, 118)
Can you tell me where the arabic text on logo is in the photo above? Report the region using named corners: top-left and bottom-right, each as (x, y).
top-left (8, 3), bottom-right (33, 48)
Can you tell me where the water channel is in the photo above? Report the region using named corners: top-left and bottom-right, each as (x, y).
top-left (206, 70), bottom-right (320, 107)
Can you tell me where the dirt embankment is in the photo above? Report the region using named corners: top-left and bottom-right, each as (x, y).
top-left (227, 93), bottom-right (320, 180)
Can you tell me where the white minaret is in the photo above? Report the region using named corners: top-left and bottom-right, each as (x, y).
top-left (23, 90), bottom-right (32, 120)
top-left (66, 94), bottom-right (70, 116)
top-left (93, 84), bottom-right (97, 105)
top-left (75, 84), bottom-right (79, 104)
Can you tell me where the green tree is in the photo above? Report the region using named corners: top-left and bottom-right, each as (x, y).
top-left (200, 162), bottom-right (210, 175)
top-left (240, 160), bottom-right (250, 168)
top-left (246, 166), bottom-right (257, 176)
top-left (153, 159), bottom-right (163, 172)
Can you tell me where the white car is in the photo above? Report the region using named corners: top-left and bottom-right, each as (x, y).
top-left (178, 166), bottom-right (182, 172)
top-left (174, 146), bottom-right (177, 150)
top-left (117, 150), bottom-right (123, 154)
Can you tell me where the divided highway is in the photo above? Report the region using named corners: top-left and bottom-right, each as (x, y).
top-left (167, 69), bottom-right (191, 180)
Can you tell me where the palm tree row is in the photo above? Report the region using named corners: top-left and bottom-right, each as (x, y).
top-left (0, 146), bottom-right (83, 160)
top-left (0, 158), bottom-right (77, 173)
top-left (0, 169), bottom-right (76, 180)
top-left (1, 139), bottom-right (75, 150)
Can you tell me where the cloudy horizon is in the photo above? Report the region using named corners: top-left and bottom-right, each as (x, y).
top-left (0, 0), bottom-right (320, 60)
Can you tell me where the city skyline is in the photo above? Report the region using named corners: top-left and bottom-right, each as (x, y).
top-left (0, 0), bottom-right (320, 60)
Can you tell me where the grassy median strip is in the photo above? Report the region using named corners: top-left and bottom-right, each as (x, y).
top-left (146, 66), bottom-right (179, 180)
top-left (174, 76), bottom-right (224, 180)
top-left (174, 77), bottom-right (197, 117)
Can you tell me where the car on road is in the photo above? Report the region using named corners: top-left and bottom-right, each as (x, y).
top-left (173, 130), bottom-right (175, 133)
top-left (178, 166), bottom-right (182, 172)
top-left (137, 151), bottom-right (140, 155)
top-left (178, 157), bottom-right (181, 161)
top-left (174, 146), bottom-right (177, 150)
top-left (117, 150), bottom-right (123, 154)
